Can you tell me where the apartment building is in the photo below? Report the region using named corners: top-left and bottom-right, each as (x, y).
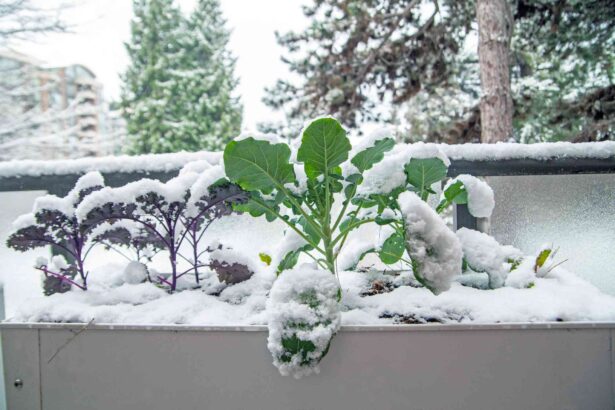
top-left (0, 49), bottom-right (125, 160)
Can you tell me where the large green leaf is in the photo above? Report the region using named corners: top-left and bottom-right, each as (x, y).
top-left (378, 232), bottom-right (405, 264)
top-left (351, 137), bottom-right (395, 173)
top-left (233, 194), bottom-right (279, 221)
top-left (404, 158), bottom-right (448, 200)
top-left (297, 118), bottom-right (351, 179)
top-left (224, 137), bottom-right (295, 193)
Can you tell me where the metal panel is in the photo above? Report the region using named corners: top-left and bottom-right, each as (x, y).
top-left (1, 328), bottom-right (40, 410)
top-left (0, 325), bottom-right (610, 410)
top-left (0, 171), bottom-right (178, 194)
top-left (448, 157), bottom-right (615, 177)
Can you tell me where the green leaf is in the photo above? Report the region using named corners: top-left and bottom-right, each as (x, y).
top-left (436, 180), bottom-right (468, 213)
top-left (277, 244), bottom-right (313, 274)
top-left (404, 158), bottom-right (448, 200)
top-left (351, 137), bottom-right (395, 172)
top-left (378, 232), bottom-right (405, 264)
top-left (534, 249), bottom-right (552, 272)
top-left (297, 118), bottom-right (351, 179)
top-left (280, 334), bottom-right (317, 365)
top-left (298, 216), bottom-right (321, 244)
top-left (259, 253), bottom-right (272, 266)
top-left (233, 193), bottom-right (279, 221)
top-left (224, 137), bottom-right (295, 193)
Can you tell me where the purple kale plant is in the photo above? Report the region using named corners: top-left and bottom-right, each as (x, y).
top-left (7, 172), bottom-right (106, 294)
top-left (76, 166), bottom-right (247, 292)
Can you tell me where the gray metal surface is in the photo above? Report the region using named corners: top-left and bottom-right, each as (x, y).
top-left (2, 323), bottom-right (614, 410)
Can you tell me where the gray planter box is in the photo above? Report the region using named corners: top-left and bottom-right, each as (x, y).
top-left (2, 322), bottom-right (614, 410)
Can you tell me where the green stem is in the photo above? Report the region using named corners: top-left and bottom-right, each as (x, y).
top-left (332, 218), bottom-right (376, 247)
top-left (274, 182), bottom-right (325, 239)
top-left (251, 197), bottom-right (326, 255)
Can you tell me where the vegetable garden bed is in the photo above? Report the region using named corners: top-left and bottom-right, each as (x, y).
top-left (2, 322), bottom-right (614, 410)
top-left (2, 118), bottom-right (615, 409)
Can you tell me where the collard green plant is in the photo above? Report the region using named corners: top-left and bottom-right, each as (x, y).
top-left (224, 117), bottom-right (394, 278)
top-left (348, 155), bottom-right (483, 293)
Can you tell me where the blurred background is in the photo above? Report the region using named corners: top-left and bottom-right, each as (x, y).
top-left (0, 0), bottom-right (611, 162)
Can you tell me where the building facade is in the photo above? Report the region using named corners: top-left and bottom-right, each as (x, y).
top-left (0, 49), bottom-right (125, 160)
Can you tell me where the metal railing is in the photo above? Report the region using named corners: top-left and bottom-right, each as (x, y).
top-left (2, 153), bottom-right (615, 231)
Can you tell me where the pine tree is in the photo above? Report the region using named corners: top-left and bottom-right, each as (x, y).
top-left (121, 0), bottom-right (242, 154)
top-left (121, 0), bottom-right (183, 153)
top-left (173, 0), bottom-right (242, 151)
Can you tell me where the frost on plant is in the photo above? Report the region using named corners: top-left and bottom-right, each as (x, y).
top-left (267, 267), bottom-right (341, 378)
top-left (398, 192), bottom-right (463, 294)
top-left (75, 166), bottom-right (248, 291)
top-left (224, 117), bottom-right (394, 277)
top-left (437, 174), bottom-right (495, 218)
top-left (6, 172), bottom-right (105, 294)
top-left (209, 243), bottom-right (256, 285)
top-left (457, 228), bottom-right (523, 289)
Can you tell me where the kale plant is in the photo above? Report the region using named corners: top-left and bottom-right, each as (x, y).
top-left (91, 221), bottom-right (165, 265)
top-left (75, 168), bottom-right (247, 291)
top-left (223, 117), bottom-right (395, 279)
top-left (7, 172), bottom-right (106, 293)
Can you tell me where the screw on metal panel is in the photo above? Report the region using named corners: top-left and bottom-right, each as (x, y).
top-left (13, 378), bottom-right (23, 389)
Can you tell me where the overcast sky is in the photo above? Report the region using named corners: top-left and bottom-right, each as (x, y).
top-left (13, 0), bottom-right (307, 129)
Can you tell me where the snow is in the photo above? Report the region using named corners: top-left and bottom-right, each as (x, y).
top-left (0, 151), bottom-right (221, 178)
top-left (339, 267), bottom-right (615, 324)
top-left (75, 172), bottom-right (198, 222)
top-left (209, 244), bottom-right (260, 278)
top-left (349, 127), bottom-right (393, 156)
top-left (358, 143), bottom-right (450, 196)
top-left (457, 228), bottom-right (523, 288)
top-left (440, 141), bottom-right (615, 161)
top-left (266, 266), bottom-right (341, 378)
top-left (398, 192), bottom-right (462, 294)
top-left (7, 261), bottom-right (615, 326)
top-left (1, 140), bottom-right (614, 180)
top-left (122, 261), bottom-right (149, 285)
top-left (50, 255), bottom-right (69, 271)
top-left (446, 174), bottom-right (495, 218)
top-left (185, 164), bottom-right (226, 217)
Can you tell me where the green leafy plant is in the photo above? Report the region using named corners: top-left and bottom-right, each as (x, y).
top-left (224, 117), bottom-right (394, 279)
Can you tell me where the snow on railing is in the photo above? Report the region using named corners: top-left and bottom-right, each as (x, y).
top-left (1, 141), bottom-right (614, 231)
top-left (0, 150), bottom-right (221, 178)
top-left (1, 141), bottom-right (615, 180)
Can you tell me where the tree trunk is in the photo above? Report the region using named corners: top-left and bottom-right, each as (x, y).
top-left (476, 0), bottom-right (514, 143)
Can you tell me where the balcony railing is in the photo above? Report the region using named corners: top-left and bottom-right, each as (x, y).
top-left (1, 141), bottom-right (615, 294)
top-left (2, 142), bottom-right (614, 229)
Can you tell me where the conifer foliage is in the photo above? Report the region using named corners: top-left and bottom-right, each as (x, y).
top-left (121, 0), bottom-right (242, 154)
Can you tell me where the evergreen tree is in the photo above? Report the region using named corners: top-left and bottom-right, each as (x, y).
top-left (121, 0), bottom-right (183, 153)
top-left (265, 0), bottom-right (614, 143)
top-left (176, 0), bottom-right (242, 151)
top-left (121, 0), bottom-right (242, 154)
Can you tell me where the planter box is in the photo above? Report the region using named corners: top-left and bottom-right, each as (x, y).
top-left (2, 323), bottom-right (614, 410)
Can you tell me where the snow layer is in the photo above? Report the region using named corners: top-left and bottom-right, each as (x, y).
top-left (0, 151), bottom-right (221, 178)
top-left (1, 141), bottom-right (614, 180)
top-left (446, 175), bottom-right (495, 218)
top-left (399, 192), bottom-right (462, 294)
top-left (266, 266), bottom-right (341, 378)
top-left (340, 267), bottom-right (615, 324)
top-left (9, 262), bottom-right (615, 326)
top-left (358, 143), bottom-right (449, 196)
top-left (457, 228), bottom-right (523, 288)
top-left (441, 141), bottom-right (615, 161)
